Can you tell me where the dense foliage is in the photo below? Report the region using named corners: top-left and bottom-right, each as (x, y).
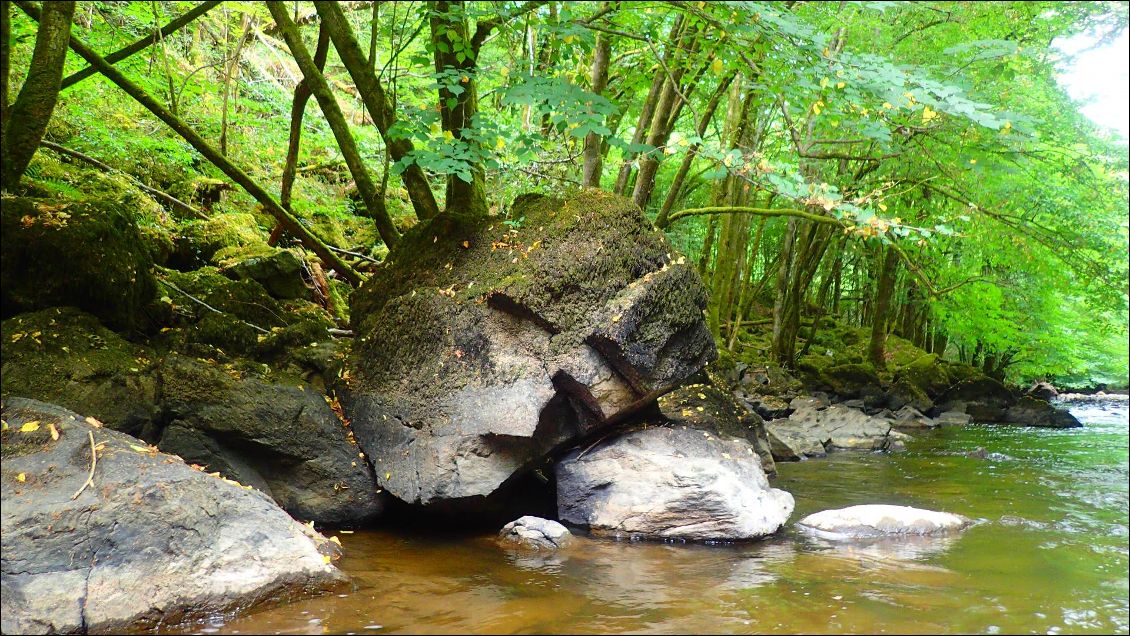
top-left (3, 0), bottom-right (1127, 387)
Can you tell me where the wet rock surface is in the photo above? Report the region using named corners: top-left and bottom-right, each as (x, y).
top-left (764, 401), bottom-right (900, 462)
top-left (344, 192), bottom-right (715, 510)
top-left (555, 426), bottom-right (793, 541)
top-left (797, 504), bottom-right (972, 539)
top-left (1, 398), bottom-right (345, 635)
top-left (498, 516), bottom-right (573, 550)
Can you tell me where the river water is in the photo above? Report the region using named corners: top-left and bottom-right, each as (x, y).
top-left (178, 398), bottom-right (1129, 635)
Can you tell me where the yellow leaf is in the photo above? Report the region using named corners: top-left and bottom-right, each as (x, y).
top-left (969, 158), bottom-right (977, 165)
top-left (442, 130), bottom-right (454, 141)
top-left (85, 416), bottom-right (103, 428)
top-left (322, 554), bottom-right (332, 564)
top-left (563, 35), bottom-right (575, 44)
top-left (836, 81), bottom-right (846, 89)
top-left (495, 136), bottom-right (506, 150)
top-left (500, 66), bottom-right (509, 77)
top-left (921, 105), bottom-right (938, 123)
top-left (612, 314), bottom-right (622, 323)
top-left (16, 473), bottom-right (26, 483)
top-left (711, 57), bottom-right (724, 74)
top-left (811, 101), bottom-right (823, 115)
top-left (19, 421), bottom-right (40, 432)
top-left (48, 423), bottom-right (59, 441)
top-left (878, 203), bottom-right (888, 212)
top-left (385, 472), bottom-right (391, 480)
top-left (820, 77), bottom-right (829, 89)
top-left (329, 536), bottom-right (342, 546)
top-left (882, 102), bottom-right (893, 110)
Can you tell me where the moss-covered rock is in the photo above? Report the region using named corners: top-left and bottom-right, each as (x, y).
top-left (345, 190), bottom-right (715, 509)
top-left (1, 196), bottom-right (158, 331)
top-left (0, 308), bottom-right (159, 436)
top-left (173, 212), bottom-right (265, 267)
top-left (657, 383), bottom-right (775, 475)
top-left (898, 353), bottom-right (952, 397)
top-left (216, 246), bottom-right (310, 300)
top-left (820, 363), bottom-right (882, 399)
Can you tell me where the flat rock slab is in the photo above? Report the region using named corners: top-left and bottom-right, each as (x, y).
top-left (765, 402), bottom-right (899, 461)
top-left (1, 398), bottom-right (345, 634)
top-left (556, 426), bottom-right (794, 541)
top-left (797, 504), bottom-right (972, 540)
top-left (499, 516), bottom-right (573, 550)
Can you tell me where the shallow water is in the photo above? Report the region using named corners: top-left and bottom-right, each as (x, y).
top-left (174, 399), bottom-right (1129, 635)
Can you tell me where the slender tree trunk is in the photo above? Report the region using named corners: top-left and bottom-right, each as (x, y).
top-left (613, 15), bottom-right (683, 196)
top-left (13, 0), bottom-right (363, 284)
top-left (868, 245), bottom-right (900, 368)
top-left (220, 11), bottom-right (252, 156)
top-left (1, 0), bottom-right (72, 190)
top-left (280, 24), bottom-right (330, 213)
top-left (315, 1), bottom-right (440, 220)
top-left (654, 72), bottom-right (734, 227)
top-left (266, 1), bottom-right (400, 248)
top-left (1, 0), bottom-right (10, 132)
top-left (582, 16), bottom-right (611, 187)
top-left (698, 214), bottom-right (717, 279)
top-left (429, 0), bottom-right (486, 216)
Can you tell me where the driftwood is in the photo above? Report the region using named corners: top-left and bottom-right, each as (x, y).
top-left (39, 140), bottom-right (207, 220)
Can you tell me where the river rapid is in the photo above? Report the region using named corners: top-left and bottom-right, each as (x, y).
top-left (170, 397), bottom-right (1129, 635)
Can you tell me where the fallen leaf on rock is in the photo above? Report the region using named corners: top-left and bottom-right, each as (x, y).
top-left (48, 423), bottom-right (60, 441)
top-left (19, 421), bottom-right (40, 432)
top-left (16, 473), bottom-right (27, 483)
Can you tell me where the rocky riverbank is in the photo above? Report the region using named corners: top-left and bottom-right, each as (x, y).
top-left (0, 189), bottom-right (1088, 632)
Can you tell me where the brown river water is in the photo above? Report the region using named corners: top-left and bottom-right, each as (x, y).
top-left (166, 399), bottom-right (1129, 635)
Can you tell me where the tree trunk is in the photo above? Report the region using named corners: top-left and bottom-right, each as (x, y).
top-left (1, 0), bottom-right (72, 190)
top-left (266, 1), bottom-right (400, 248)
top-left (429, 0), bottom-right (486, 216)
top-left (654, 72), bottom-right (734, 227)
top-left (280, 23), bottom-right (330, 213)
top-left (1, 0), bottom-right (11, 132)
top-left (868, 245), bottom-right (900, 368)
top-left (613, 15), bottom-right (683, 196)
top-left (581, 17), bottom-right (611, 187)
top-left (220, 11), bottom-right (252, 156)
top-left (315, 1), bottom-right (440, 220)
top-left (13, 0), bottom-right (364, 284)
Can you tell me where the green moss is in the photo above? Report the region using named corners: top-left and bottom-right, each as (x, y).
top-left (1, 196), bottom-right (157, 331)
top-left (177, 212), bottom-right (265, 263)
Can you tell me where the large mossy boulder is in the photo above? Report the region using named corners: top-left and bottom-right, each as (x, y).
top-left (0, 308), bottom-right (160, 437)
top-left (173, 211), bottom-right (264, 267)
top-left (155, 355), bottom-right (385, 524)
top-left (1, 398), bottom-right (345, 634)
top-left (555, 426), bottom-right (793, 541)
top-left (343, 191), bottom-right (716, 509)
top-left (1, 196), bottom-right (157, 331)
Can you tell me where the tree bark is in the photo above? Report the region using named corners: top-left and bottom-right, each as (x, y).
top-left (266, 1), bottom-right (400, 248)
top-left (14, 0), bottom-right (364, 285)
top-left (654, 71), bottom-right (734, 227)
top-left (315, 1), bottom-right (440, 220)
top-left (613, 15), bottom-right (683, 196)
top-left (429, 0), bottom-right (486, 216)
top-left (1, 0), bottom-right (11, 132)
top-left (581, 16), bottom-right (612, 187)
top-left (1, 0), bottom-right (72, 190)
top-left (280, 23), bottom-right (330, 213)
top-left (220, 11), bottom-right (252, 156)
top-left (868, 245), bottom-right (900, 368)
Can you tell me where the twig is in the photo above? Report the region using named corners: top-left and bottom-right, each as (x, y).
top-left (71, 431), bottom-right (98, 500)
top-left (159, 277), bottom-right (271, 334)
top-left (39, 141), bottom-right (207, 219)
top-left (327, 245), bottom-right (382, 265)
top-left (328, 328), bottom-right (354, 337)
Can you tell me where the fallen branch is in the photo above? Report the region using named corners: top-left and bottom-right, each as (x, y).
top-left (159, 276), bottom-right (271, 334)
top-left (661, 205), bottom-right (841, 229)
top-left (326, 244), bottom-right (382, 265)
top-left (71, 431), bottom-right (98, 500)
top-left (39, 140), bottom-right (206, 219)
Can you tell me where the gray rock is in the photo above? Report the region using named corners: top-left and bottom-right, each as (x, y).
top-left (499, 516), bottom-right (573, 550)
top-left (935, 377), bottom-right (1016, 422)
top-left (937, 410), bottom-right (971, 426)
top-left (890, 405), bottom-right (938, 429)
top-left (1003, 396), bottom-right (1082, 428)
top-left (556, 426), bottom-right (794, 541)
top-left (1, 398), bottom-right (345, 635)
top-left (156, 355), bottom-right (385, 524)
top-left (765, 404), bottom-right (895, 462)
top-left (797, 504), bottom-right (972, 539)
top-left (1026, 381), bottom-right (1058, 401)
top-left (345, 192), bottom-right (715, 510)
top-left (741, 393), bottom-right (792, 420)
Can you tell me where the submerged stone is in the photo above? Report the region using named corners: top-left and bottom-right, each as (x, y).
top-left (499, 516), bottom-right (573, 550)
top-left (796, 504), bottom-right (972, 539)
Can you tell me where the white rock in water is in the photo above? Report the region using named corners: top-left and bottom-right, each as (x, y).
top-left (499, 516), bottom-right (573, 550)
top-left (797, 504), bottom-right (972, 539)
